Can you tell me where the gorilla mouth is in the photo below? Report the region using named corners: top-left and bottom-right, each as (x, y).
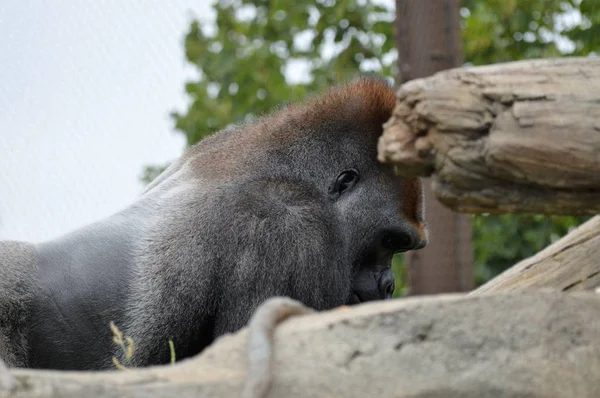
top-left (348, 261), bottom-right (395, 305)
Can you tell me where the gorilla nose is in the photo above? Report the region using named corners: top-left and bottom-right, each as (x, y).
top-left (378, 268), bottom-right (395, 299)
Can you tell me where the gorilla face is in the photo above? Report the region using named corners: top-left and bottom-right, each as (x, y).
top-left (327, 159), bottom-right (428, 304)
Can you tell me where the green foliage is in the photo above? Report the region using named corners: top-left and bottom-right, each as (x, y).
top-left (462, 0), bottom-right (599, 65)
top-left (147, 0), bottom-right (598, 290)
top-left (564, 0), bottom-right (600, 54)
top-left (391, 253), bottom-right (407, 297)
top-left (462, 0), bottom-right (574, 64)
top-left (173, 0), bottom-right (397, 147)
top-left (472, 215), bottom-right (589, 285)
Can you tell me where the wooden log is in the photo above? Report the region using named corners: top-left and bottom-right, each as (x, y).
top-left (471, 215), bottom-right (600, 295)
top-left (378, 57), bottom-right (600, 215)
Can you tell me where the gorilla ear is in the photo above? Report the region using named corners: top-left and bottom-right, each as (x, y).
top-left (328, 169), bottom-right (359, 199)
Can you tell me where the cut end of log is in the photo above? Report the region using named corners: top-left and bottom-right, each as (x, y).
top-left (378, 111), bottom-right (434, 177)
top-left (379, 57), bottom-right (600, 215)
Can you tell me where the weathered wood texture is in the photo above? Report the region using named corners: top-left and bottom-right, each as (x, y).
top-left (378, 57), bottom-right (600, 215)
top-left (3, 292), bottom-right (600, 398)
top-left (472, 215), bottom-right (600, 295)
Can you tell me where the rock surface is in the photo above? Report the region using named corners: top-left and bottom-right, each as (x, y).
top-left (2, 291), bottom-right (600, 397)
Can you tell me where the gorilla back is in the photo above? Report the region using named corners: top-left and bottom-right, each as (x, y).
top-left (0, 77), bottom-right (427, 370)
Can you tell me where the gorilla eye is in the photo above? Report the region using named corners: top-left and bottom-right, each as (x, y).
top-left (328, 169), bottom-right (359, 198)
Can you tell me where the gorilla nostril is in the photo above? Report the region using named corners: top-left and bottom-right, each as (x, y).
top-left (381, 231), bottom-right (413, 252)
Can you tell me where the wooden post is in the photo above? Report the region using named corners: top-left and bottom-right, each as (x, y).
top-left (395, 0), bottom-right (473, 294)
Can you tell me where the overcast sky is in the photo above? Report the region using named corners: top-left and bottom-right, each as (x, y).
top-left (0, 1), bottom-right (215, 242)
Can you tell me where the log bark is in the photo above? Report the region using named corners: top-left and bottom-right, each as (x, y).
top-left (472, 215), bottom-right (600, 295)
top-left (378, 57), bottom-right (600, 215)
top-left (3, 291), bottom-right (600, 398)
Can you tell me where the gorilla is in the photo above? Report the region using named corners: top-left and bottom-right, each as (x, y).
top-left (0, 77), bottom-right (427, 370)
